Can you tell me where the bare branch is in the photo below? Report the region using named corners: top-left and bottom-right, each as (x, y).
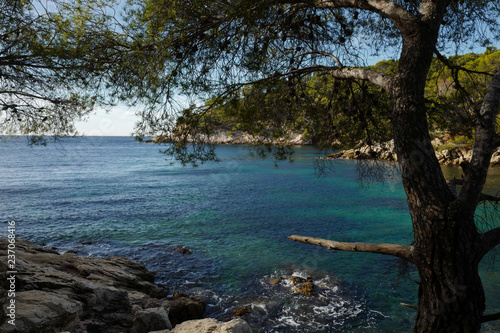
top-left (479, 193), bottom-right (500, 203)
top-left (288, 235), bottom-right (414, 262)
top-left (434, 48), bottom-right (494, 77)
top-left (315, 0), bottom-right (417, 32)
top-left (401, 303), bottom-right (418, 311)
top-left (271, 0), bottom-right (416, 34)
top-left (478, 227), bottom-right (500, 260)
top-left (327, 67), bottom-right (392, 91)
top-left (302, 50), bottom-right (343, 67)
top-left (481, 312), bottom-right (500, 323)
top-left (280, 65), bottom-right (391, 90)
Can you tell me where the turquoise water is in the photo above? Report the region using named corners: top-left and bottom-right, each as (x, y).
top-left (0, 136), bottom-right (498, 332)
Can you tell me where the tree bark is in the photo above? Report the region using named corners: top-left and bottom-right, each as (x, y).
top-left (285, 2), bottom-right (497, 332)
top-left (389, 6), bottom-right (487, 331)
top-left (411, 215), bottom-right (485, 332)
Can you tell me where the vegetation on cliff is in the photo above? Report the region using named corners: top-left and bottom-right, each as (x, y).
top-left (174, 48), bottom-right (500, 150)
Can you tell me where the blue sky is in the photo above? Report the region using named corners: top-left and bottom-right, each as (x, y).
top-left (74, 44), bottom-right (499, 136)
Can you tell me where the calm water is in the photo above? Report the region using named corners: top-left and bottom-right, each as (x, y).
top-left (0, 136), bottom-right (498, 332)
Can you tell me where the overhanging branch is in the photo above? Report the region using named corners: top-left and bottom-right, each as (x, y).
top-left (434, 48), bottom-right (494, 78)
top-left (315, 0), bottom-right (417, 32)
top-left (271, 0), bottom-right (416, 36)
top-left (302, 50), bottom-right (343, 67)
top-left (479, 193), bottom-right (500, 203)
top-left (479, 227), bottom-right (500, 260)
top-left (481, 312), bottom-right (500, 323)
top-left (288, 235), bottom-right (414, 262)
top-left (327, 67), bottom-right (392, 91)
top-left (282, 65), bottom-right (391, 91)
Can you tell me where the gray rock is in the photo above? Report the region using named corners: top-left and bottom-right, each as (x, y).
top-left (131, 307), bottom-right (172, 333)
top-left (0, 239), bottom-right (173, 333)
top-left (163, 292), bottom-right (206, 327)
top-left (0, 290), bottom-right (82, 333)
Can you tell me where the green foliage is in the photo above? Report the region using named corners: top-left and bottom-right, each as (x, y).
top-left (112, 0), bottom-right (500, 164)
top-left (174, 49), bottom-right (498, 150)
top-left (0, 0), bottom-right (122, 143)
top-left (425, 49), bottom-right (500, 137)
top-left (449, 135), bottom-right (475, 146)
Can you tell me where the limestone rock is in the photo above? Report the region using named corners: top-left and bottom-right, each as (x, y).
top-left (0, 239), bottom-right (178, 333)
top-left (171, 318), bottom-right (252, 333)
top-left (148, 130), bottom-right (312, 146)
top-left (326, 139), bottom-right (500, 167)
top-left (1, 290), bottom-right (82, 333)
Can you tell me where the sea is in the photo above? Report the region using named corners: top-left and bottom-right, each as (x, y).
top-left (1, 136), bottom-right (499, 332)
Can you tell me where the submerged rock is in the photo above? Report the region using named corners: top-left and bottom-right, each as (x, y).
top-left (269, 276), bottom-right (282, 285)
top-left (232, 306), bottom-right (252, 317)
top-left (0, 238), bottom-right (204, 333)
top-left (172, 245), bottom-right (193, 255)
top-left (294, 281), bottom-right (314, 296)
top-left (269, 273), bottom-right (316, 296)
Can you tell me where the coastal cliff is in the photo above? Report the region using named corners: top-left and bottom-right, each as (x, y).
top-left (0, 239), bottom-right (251, 333)
top-left (147, 129), bottom-right (312, 145)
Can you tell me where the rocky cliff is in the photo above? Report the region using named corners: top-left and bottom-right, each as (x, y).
top-left (147, 130), bottom-right (312, 145)
top-left (326, 139), bottom-right (500, 167)
top-left (0, 239), bottom-right (251, 333)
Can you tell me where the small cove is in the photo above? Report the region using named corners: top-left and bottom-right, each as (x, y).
top-left (1, 136), bottom-right (498, 332)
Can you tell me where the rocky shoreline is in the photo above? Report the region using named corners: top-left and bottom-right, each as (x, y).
top-left (146, 132), bottom-right (500, 167)
top-left (0, 238), bottom-right (251, 333)
top-left (145, 130), bottom-right (312, 145)
top-left (325, 139), bottom-right (500, 167)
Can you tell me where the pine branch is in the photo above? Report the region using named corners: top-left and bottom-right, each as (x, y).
top-left (457, 70), bottom-right (500, 213)
top-left (302, 50), bottom-right (344, 67)
top-left (478, 227), bottom-right (500, 260)
top-left (434, 48), bottom-right (494, 77)
top-left (288, 235), bottom-right (414, 262)
top-left (271, 0), bottom-right (417, 34)
top-left (479, 193), bottom-right (500, 203)
top-left (481, 312), bottom-right (500, 323)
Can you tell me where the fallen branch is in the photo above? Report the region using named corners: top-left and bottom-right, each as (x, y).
top-left (288, 235), bottom-right (414, 262)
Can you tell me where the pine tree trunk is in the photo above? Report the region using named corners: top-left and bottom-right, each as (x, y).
top-left (390, 28), bottom-right (486, 332)
top-left (412, 213), bottom-right (485, 332)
